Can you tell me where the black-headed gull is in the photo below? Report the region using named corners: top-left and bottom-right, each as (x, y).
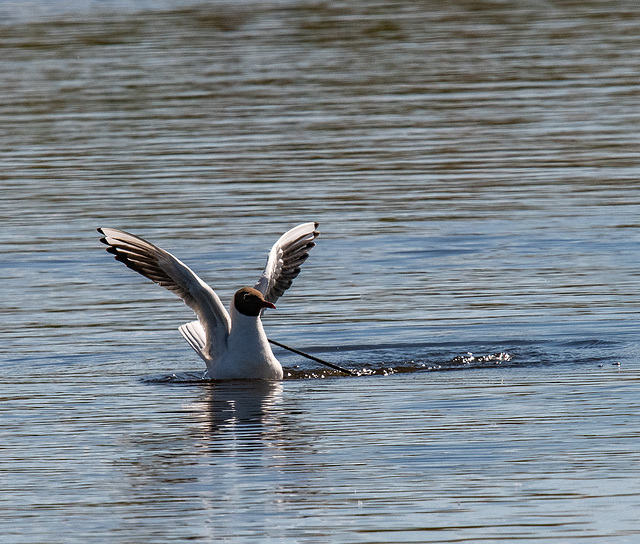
top-left (98, 223), bottom-right (319, 380)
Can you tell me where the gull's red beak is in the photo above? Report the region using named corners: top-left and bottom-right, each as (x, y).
top-left (261, 300), bottom-right (276, 310)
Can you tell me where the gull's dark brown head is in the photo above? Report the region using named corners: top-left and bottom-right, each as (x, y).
top-left (233, 287), bottom-right (276, 317)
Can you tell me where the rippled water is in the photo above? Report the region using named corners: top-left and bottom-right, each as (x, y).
top-left (2, 0), bottom-right (640, 542)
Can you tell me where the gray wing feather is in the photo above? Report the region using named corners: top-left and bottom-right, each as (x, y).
top-left (98, 228), bottom-right (230, 360)
top-left (254, 222), bottom-right (319, 304)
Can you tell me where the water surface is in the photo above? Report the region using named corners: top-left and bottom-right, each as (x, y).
top-left (1, 1), bottom-right (640, 542)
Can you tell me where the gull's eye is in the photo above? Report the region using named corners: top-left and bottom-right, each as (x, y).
top-left (243, 292), bottom-right (251, 301)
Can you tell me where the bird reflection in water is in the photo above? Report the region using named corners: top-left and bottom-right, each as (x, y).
top-left (188, 380), bottom-right (290, 456)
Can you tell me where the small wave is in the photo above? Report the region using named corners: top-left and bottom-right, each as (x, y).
top-left (348, 351), bottom-right (513, 377)
top-left (141, 372), bottom-right (207, 384)
top-left (143, 351), bottom-right (514, 383)
top-left (450, 352), bottom-right (512, 365)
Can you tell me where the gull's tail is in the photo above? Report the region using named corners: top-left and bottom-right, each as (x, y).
top-left (178, 320), bottom-right (209, 363)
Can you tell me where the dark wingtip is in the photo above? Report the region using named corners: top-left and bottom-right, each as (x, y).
top-left (97, 228), bottom-right (110, 246)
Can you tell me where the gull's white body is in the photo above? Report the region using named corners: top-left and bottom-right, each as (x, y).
top-left (98, 222), bottom-right (319, 380)
top-left (179, 305), bottom-right (281, 379)
top-left (222, 306), bottom-right (282, 380)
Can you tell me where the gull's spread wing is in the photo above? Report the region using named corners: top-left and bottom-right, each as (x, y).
top-left (254, 222), bottom-right (319, 304)
top-left (98, 228), bottom-right (230, 361)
